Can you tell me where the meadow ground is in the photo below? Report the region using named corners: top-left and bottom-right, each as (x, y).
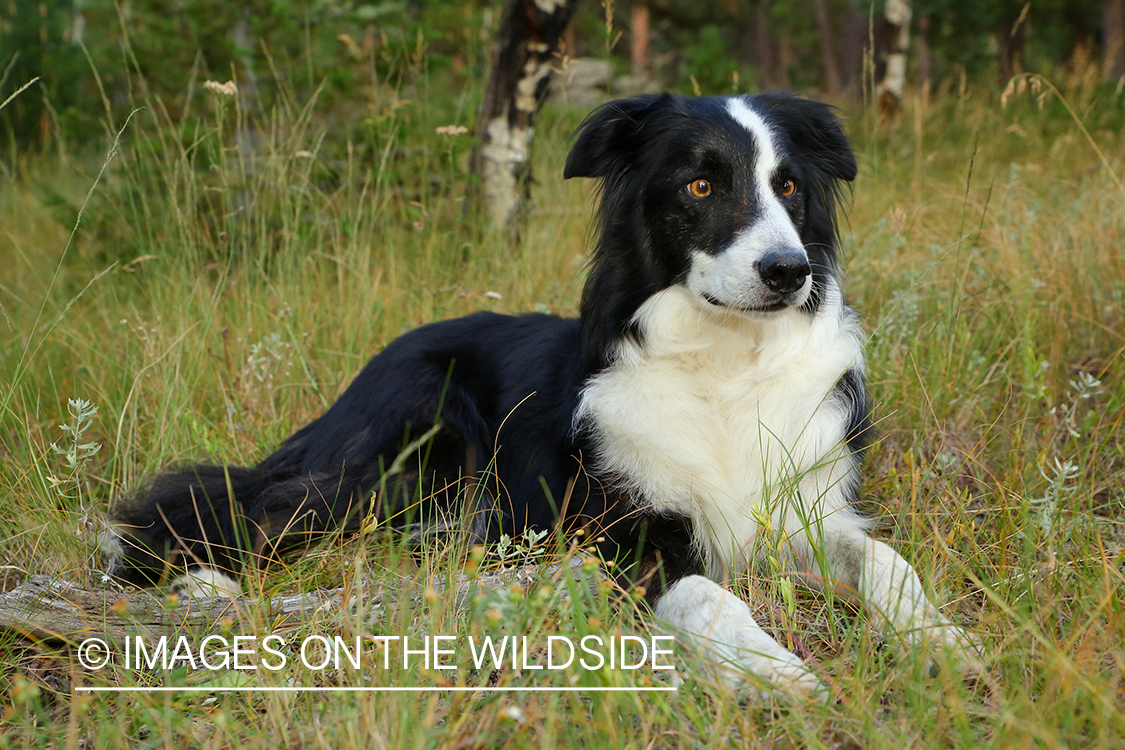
top-left (1, 74), bottom-right (1123, 748)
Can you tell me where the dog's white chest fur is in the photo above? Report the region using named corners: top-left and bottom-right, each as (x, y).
top-left (577, 285), bottom-right (866, 575)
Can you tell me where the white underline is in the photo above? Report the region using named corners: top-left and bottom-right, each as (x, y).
top-left (75, 685), bottom-right (677, 693)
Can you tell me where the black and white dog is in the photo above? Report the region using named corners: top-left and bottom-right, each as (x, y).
top-left (109, 92), bottom-right (976, 694)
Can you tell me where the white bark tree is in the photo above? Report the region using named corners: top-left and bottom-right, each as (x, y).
top-left (878, 0), bottom-right (912, 116)
top-left (471, 0), bottom-right (580, 234)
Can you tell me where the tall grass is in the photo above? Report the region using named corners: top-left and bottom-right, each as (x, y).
top-left (1, 62), bottom-right (1123, 748)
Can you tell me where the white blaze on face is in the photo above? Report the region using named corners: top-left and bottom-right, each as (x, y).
top-left (726, 98), bottom-right (780, 185)
top-left (684, 98), bottom-right (810, 312)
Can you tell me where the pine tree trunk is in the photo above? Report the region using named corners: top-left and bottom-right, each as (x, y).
top-left (840, 4), bottom-right (868, 92)
top-left (1105, 0), bottom-right (1125, 81)
top-left (916, 15), bottom-right (931, 94)
top-left (778, 32), bottom-right (794, 88)
top-left (815, 0), bottom-right (842, 94)
top-left (470, 0), bottom-right (579, 234)
top-left (744, 6), bottom-right (775, 89)
top-left (996, 12), bottom-right (1026, 87)
top-left (631, 4), bottom-right (650, 74)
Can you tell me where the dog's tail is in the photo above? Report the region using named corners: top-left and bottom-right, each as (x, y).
top-left (105, 457), bottom-right (367, 597)
top-left (105, 418), bottom-right (493, 597)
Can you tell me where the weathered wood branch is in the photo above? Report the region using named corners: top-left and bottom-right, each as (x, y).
top-left (0, 558), bottom-right (596, 646)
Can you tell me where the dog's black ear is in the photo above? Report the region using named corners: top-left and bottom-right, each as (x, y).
top-left (754, 93), bottom-right (857, 183)
top-left (564, 94), bottom-right (675, 179)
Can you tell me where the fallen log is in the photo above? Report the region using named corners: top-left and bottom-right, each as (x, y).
top-left (0, 557), bottom-right (599, 646)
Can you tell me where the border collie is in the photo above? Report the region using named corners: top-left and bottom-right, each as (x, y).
top-left (108, 92), bottom-right (977, 694)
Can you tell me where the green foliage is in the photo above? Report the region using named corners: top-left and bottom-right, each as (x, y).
top-left (6, 0), bottom-right (1125, 156)
top-left (0, 0), bottom-right (89, 151)
top-left (0, 0), bottom-right (492, 153)
top-left (916, 0), bottom-right (1106, 84)
top-left (48, 396), bottom-right (102, 504)
top-left (680, 26), bottom-right (741, 94)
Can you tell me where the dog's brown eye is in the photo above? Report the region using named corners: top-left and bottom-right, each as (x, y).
top-left (688, 179), bottom-right (712, 198)
top-left (780, 179), bottom-right (796, 197)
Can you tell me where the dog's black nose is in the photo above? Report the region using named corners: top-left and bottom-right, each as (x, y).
top-left (758, 250), bottom-right (811, 294)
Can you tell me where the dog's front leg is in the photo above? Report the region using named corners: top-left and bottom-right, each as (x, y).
top-left (803, 530), bottom-right (981, 670)
top-left (655, 574), bottom-right (824, 696)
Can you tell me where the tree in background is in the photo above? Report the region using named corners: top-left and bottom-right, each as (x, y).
top-left (815, 0), bottom-right (843, 94)
top-left (469, 0), bottom-right (580, 233)
top-left (631, 3), bottom-right (651, 74)
top-left (877, 0), bottom-right (912, 115)
top-left (995, 1), bottom-right (1030, 86)
top-left (1106, 0), bottom-right (1125, 80)
top-left (0, 0), bottom-right (86, 157)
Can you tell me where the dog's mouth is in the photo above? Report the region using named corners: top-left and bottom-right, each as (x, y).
top-left (701, 292), bottom-right (789, 314)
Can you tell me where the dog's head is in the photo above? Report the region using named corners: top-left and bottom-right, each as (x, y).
top-left (567, 93), bottom-right (856, 320)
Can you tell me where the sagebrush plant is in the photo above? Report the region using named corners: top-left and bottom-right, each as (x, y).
top-left (47, 397), bottom-right (101, 504)
top-left (1, 48), bottom-right (1124, 750)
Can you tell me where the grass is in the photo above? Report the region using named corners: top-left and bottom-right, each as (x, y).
top-left (1, 66), bottom-right (1124, 748)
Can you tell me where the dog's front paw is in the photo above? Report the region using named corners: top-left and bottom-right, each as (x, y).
top-left (762, 659), bottom-right (829, 702)
top-left (712, 650), bottom-right (827, 703)
top-left (911, 622), bottom-right (986, 682)
top-left (676, 636), bottom-right (828, 700)
top-left (940, 625), bottom-right (987, 679)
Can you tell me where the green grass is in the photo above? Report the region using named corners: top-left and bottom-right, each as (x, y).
top-left (1, 72), bottom-right (1124, 749)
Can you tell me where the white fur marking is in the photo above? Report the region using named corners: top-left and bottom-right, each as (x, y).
top-left (655, 575), bottom-right (821, 693)
top-left (577, 282), bottom-right (866, 577)
top-left (686, 225), bottom-right (809, 311)
top-left (170, 568), bottom-right (242, 601)
top-left (97, 526), bottom-right (125, 574)
top-left (725, 98), bottom-right (779, 183)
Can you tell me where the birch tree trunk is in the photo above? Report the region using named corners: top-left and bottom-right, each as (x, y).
top-left (877, 0), bottom-right (912, 116)
top-left (470, 0), bottom-right (579, 234)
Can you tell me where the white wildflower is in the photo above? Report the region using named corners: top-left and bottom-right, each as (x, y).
top-left (435, 125), bottom-right (469, 136)
top-left (203, 80), bottom-right (238, 97)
